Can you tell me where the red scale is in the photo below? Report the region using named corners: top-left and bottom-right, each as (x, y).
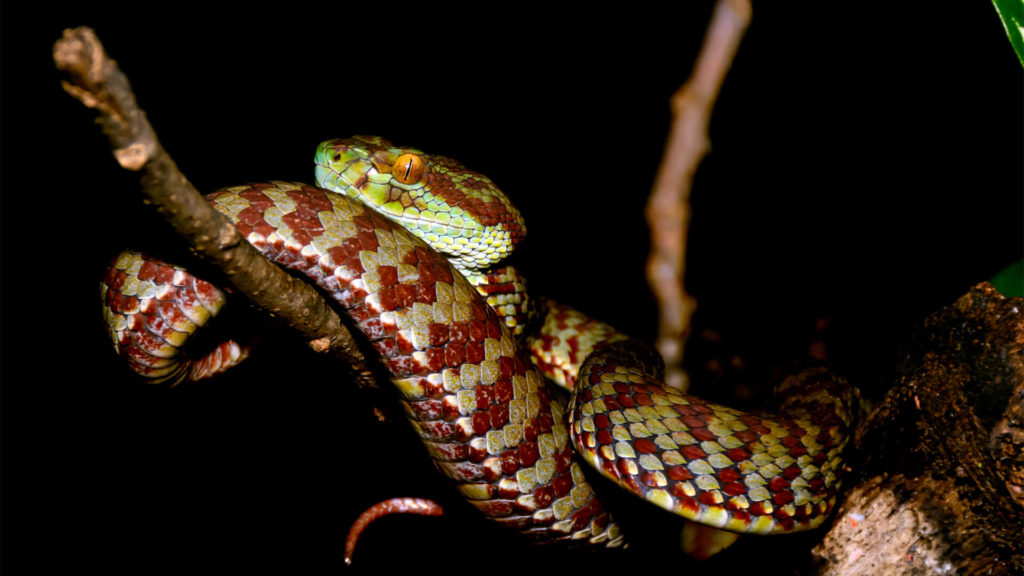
top-left (676, 494), bottom-right (700, 516)
top-left (523, 417), bottom-right (540, 442)
top-left (475, 384), bottom-right (494, 408)
top-left (465, 340), bottom-right (484, 364)
top-left (641, 471), bottom-right (663, 488)
top-left (723, 482), bottom-right (747, 497)
top-left (697, 492), bottom-right (721, 506)
top-left (782, 465), bottom-right (803, 480)
top-left (668, 466), bottom-right (694, 482)
top-left (517, 441), bottom-right (540, 467)
top-left (425, 348), bottom-right (446, 372)
top-left (494, 378), bottom-right (514, 403)
top-left (690, 427), bottom-right (717, 442)
top-left (237, 188), bottom-right (275, 209)
top-left (377, 265), bottom-right (398, 287)
top-left (395, 284), bottom-right (417, 308)
top-left (471, 411), bottom-right (491, 435)
top-left (498, 356), bottom-right (515, 379)
top-left (634, 438), bottom-right (659, 454)
top-left (748, 502), bottom-right (770, 516)
top-left (533, 484), bottom-right (555, 508)
top-left (680, 445), bottom-right (707, 461)
top-left (727, 447), bottom-right (751, 461)
top-left (376, 286), bottom-right (397, 311)
top-left (488, 403), bottom-right (509, 428)
top-left (468, 320), bottom-right (486, 342)
top-left (499, 450), bottom-right (519, 474)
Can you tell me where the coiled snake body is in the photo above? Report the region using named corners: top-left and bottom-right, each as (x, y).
top-left (101, 136), bottom-right (856, 556)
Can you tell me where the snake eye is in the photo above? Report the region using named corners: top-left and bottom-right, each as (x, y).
top-left (393, 154), bottom-right (425, 184)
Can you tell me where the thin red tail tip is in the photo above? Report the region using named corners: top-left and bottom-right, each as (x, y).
top-left (344, 497), bottom-right (444, 565)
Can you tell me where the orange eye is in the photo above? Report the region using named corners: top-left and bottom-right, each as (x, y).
top-left (393, 154), bottom-right (425, 184)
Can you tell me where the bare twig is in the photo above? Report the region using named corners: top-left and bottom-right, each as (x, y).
top-left (53, 27), bottom-right (377, 392)
top-left (646, 0), bottom-right (752, 390)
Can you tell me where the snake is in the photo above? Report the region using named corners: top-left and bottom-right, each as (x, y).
top-left (100, 136), bottom-right (857, 560)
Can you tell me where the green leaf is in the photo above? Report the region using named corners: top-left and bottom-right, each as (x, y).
top-left (992, 0), bottom-right (1024, 67)
top-left (990, 259), bottom-right (1024, 298)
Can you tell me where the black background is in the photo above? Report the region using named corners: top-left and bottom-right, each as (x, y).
top-left (3, 3), bottom-right (1022, 573)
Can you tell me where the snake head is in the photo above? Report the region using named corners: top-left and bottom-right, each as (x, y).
top-left (315, 136), bottom-right (526, 272)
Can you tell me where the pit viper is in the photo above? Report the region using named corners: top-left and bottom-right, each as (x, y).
top-left (101, 136), bottom-right (856, 557)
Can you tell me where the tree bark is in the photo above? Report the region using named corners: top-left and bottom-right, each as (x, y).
top-left (814, 283), bottom-right (1024, 574)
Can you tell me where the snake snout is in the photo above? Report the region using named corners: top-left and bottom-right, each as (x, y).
top-left (314, 138), bottom-right (375, 192)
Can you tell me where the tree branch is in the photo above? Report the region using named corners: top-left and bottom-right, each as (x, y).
top-left (646, 0), bottom-right (751, 391)
top-left (53, 27), bottom-right (377, 393)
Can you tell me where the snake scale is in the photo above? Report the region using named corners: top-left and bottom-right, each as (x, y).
top-left (100, 136), bottom-right (857, 558)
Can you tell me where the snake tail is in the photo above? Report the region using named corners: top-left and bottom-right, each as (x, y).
top-left (101, 250), bottom-right (249, 386)
top-left (344, 498), bottom-right (444, 565)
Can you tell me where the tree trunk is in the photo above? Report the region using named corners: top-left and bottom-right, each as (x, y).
top-left (814, 283), bottom-right (1024, 575)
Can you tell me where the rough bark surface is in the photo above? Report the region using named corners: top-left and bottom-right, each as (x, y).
top-left (814, 283), bottom-right (1024, 574)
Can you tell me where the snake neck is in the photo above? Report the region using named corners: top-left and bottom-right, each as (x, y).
top-left (461, 265), bottom-right (537, 340)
